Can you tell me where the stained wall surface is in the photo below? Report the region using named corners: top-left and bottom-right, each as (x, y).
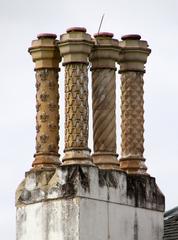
top-left (16, 166), bottom-right (164, 240)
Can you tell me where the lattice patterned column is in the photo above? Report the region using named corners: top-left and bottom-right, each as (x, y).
top-left (118, 34), bottom-right (151, 174)
top-left (59, 27), bottom-right (94, 165)
top-left (90, 32), bottom-right (120, 170)
top-left (28, 33), bottom-right (61, 168)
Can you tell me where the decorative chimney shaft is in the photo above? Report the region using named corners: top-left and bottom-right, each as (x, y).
top-left (90, 32), bottom-right (120, 170)
top-left (59, 27), bottom-right (93, 165)
top-left (28, 33), bottom-right (61, 168)
top-left (118, 34), bottom-right (151, 174)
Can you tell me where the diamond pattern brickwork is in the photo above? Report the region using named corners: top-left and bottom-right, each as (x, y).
top-left (120, 71), bottom-right (144, 158)
top-left (65, 63), bottom-right (89, 149)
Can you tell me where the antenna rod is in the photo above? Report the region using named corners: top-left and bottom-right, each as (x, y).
top-left (98, 14), bottom-right (105, 34)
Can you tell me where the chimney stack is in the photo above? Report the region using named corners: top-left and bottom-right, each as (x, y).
top-left (59, 27), bottom-right (94, 166)
top-left (28, 33), bottom-right (61, 168)
top-left (90, 32), bottom-right (120, 170)
top-left (118, 34), bottom-right (151, 174)
top-left (16, 29), bottom-right (164, 240)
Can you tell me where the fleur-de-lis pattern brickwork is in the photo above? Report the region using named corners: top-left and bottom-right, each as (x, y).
top-left (121, 72), bottom-right (144, 158)
top-left (65, 63), bottom-right (89, 149)
top-left (35, 69), bottom-right (59, 154)
top-left (92, 69), bottom-right (116, 153)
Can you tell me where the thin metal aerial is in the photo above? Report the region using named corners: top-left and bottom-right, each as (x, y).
top-left (97, 14), bottom-right (105, 34)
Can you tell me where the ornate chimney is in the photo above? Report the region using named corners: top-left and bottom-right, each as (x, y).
top-left (118, 34), bottom-right (151, 174)
top-left (28, 33), bottom-right (61, 168)
top-left (59, 27), bottom-right (94, 166)
top-left (16, 29), bottom-right (164, 240)
top-left (90, 32), bottom-right (120, 170)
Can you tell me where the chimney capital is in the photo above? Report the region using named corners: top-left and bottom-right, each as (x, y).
top-left (118, 34), bottom-right (151, 73)
top-left (90, 32), bottom-right (120, 69)
top-left (28, 33), bottom-right (61, 69)
top-left (59, 27), bottom-right (93, 65)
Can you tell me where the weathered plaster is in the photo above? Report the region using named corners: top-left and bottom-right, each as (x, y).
top-left (16, 166), bottom-right (164, 210)
top-left (16, 166), bottom-right (164, 240)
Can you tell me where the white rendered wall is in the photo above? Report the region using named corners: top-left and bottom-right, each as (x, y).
top-left (16, 166), bottom-right (164, 240)
top-left (79, 198), bottom-right (163, 240)
top-left (16, 199), bottom-right (80, 240)
top-left (16, 197), bottom-right (163, 240)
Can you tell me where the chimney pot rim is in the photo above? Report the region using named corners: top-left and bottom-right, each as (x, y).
top-left (66, 27), bottom-right (87, 33)
top-left (94, 32), bottom-right (114, 38)
top-left (37, 33), bottom-right (57, 39)
top-left (121, 34), bottom-right (141, 41)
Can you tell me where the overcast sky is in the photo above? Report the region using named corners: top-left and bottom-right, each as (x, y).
top-left (0, 0), bottom-right (178, 239)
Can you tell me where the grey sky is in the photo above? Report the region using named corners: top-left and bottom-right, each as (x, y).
top-left (0, 0), bottom-right (178, 238)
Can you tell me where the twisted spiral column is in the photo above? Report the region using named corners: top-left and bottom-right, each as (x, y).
top-left (29, 33), bottom-right (61, 168)
top-left (59, 27), bottom-right (93, 165)
top-left (118, 34), bottom-right (151, 174)
top-left (92, 69), bottom-right (116, 153)
top-left (90, 32), bottom-right (120, 170)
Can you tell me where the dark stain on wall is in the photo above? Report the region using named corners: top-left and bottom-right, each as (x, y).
top-left (61, 165), bottom-right (90, 198)
top-left (98, 170), bottom-right (118, 188)
top-left (127, 174), bottom-right (165, 210)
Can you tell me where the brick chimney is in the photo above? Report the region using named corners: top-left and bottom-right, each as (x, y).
top-left (118, 34), bottom-right (151, 174)
top-left (90, 32), bottom-right (120, 170)
top-left (28, 33), bottom-right (61, 168)
top-left (59, 27), bottom-right (93, 166)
